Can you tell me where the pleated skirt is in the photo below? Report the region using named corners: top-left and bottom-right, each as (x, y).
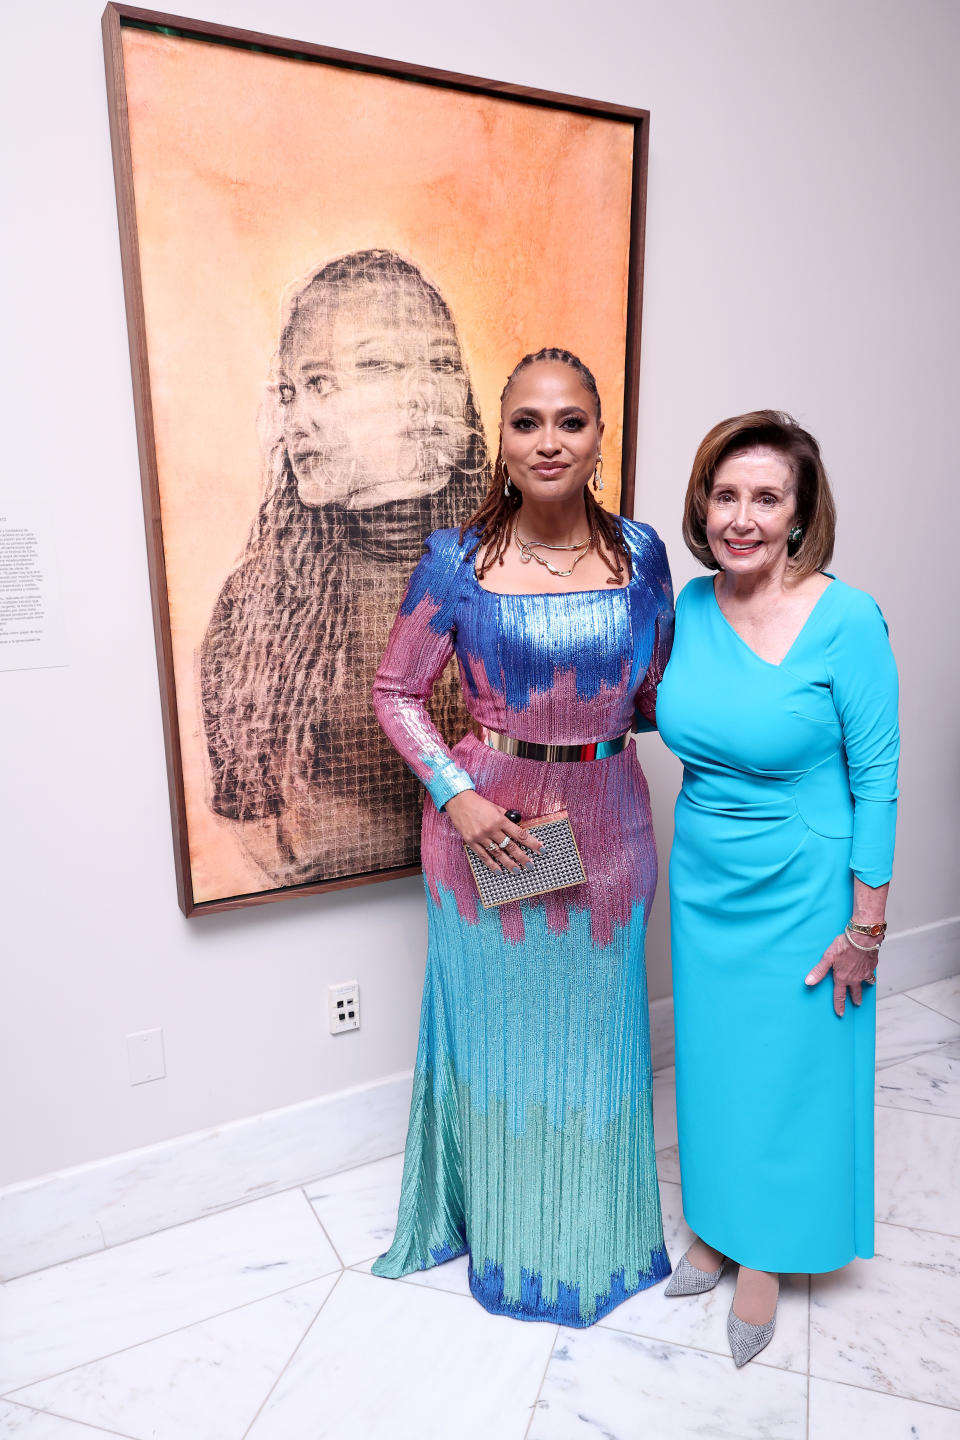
top-left (372, 734), bottom-right (671, 1326)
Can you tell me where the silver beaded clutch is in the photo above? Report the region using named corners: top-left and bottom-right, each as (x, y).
top-left (464, 810), bottom-right (587, 908)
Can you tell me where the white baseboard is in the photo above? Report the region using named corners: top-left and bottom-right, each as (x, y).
top-left (0, 1070), bottom-right (414, 1283)
top-left (2, 924), bottom-right (954, 1283)
top-left (875, 915), bottom-right (960, 997)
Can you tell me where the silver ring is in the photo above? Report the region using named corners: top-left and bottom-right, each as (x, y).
top-left (865, 971), bottom-right (877, 985)
top-left (486, 840), bottom-right (498, 852)
top-left (497, 836), bottom-right (511, 850)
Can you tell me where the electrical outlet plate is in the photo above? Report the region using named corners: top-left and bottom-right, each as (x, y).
top-left (328, 981), bottom-right (360, 1034)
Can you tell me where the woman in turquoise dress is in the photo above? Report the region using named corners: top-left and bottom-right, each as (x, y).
top-left (656, 411), bottom-right (899, 1365)
top-left (370, 349), bottom-right (674, 1325)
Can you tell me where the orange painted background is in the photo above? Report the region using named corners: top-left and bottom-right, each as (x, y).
top-left (122, 28), bottom-right (636, 903)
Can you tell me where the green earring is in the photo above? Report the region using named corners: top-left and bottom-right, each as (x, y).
top-left (787, 524), bottom-right (803, 547)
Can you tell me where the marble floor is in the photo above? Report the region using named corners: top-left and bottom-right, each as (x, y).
top-left (1, 975), bottom-right (958, 1439)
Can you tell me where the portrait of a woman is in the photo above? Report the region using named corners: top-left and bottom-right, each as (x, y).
top-left (200, 249), bottom-right (490, 886)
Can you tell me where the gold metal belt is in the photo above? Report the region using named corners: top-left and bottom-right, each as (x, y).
top-left (471, 721), bottom-right (631, 763)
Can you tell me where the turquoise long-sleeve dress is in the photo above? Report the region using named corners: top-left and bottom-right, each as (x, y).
top-left (656, 576), bottom-right (899, 1273)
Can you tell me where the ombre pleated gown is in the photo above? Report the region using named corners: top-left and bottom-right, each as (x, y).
top-left (370, 522), bottom-right (674, 1326)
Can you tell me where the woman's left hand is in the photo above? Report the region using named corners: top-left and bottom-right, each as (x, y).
top-left (805, 933), bottom-right (878, 1017)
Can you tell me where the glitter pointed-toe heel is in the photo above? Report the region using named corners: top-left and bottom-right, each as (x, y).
top-left (663, 1249), bottom-right (726, 1297)
top-left (726, 1300), bottom-right (777, 1367)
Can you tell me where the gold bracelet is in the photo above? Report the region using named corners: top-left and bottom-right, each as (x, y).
top-left (845, 925), bottom-right (880, 953)
top-left (847, 918), bottom-right (887, 938)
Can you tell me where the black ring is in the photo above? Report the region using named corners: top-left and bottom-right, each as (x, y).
top-left (504, 809), bottom-right (522, 823)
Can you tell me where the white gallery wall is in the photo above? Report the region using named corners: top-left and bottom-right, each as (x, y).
top-left (2, 0), bottom-right (957, 1188)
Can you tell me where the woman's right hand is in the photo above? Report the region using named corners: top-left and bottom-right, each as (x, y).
top-left (805, 932), bottom-right (879, 1017)
top-left (443, 791), bottom-right (542, 873)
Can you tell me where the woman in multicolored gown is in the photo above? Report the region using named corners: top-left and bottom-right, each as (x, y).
top-left (371, 348), bottom-right (674, 1326)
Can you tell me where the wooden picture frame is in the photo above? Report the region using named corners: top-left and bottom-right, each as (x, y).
top-left (101, 3), bottom-right (650, 916)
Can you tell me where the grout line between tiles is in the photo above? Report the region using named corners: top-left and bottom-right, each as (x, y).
top-left (873, 1214), bottom-right (960, 1242)
top-left (348, 1253), bottom-right (385, 1271)
top-left (875, 1039), bottom-right (960, 1073)
top-left (805, 1274), bottom-right (811, 1440)
top-left (805, 1371), bottom-right (960, 1415)
top-left (902, 988), bottom-right (960, 1025)
top-left (0, 1269), bottom-right (342, 1400)
top-left (0, 1395), bottom-right (139, 1438)
top-left (877, 1043), bottom-right (960, 1071)
top-left (352, 1263), bottom-right (476, 1300)
top-left (875, 1098), bottom-right (960, 1120)
top-left (399, 1275), bottom-right (475, 1300)
top-left (300, 1187), bottom-right (347, 1269)
top-left (5, 1187), bottom-right (340, 1286)
top-left (522, 1324), bottom-right (559, 1440)
top-left (240, 1268), bottom-right (345, 1440)
top-left (596, 1316), bottom-right (802, 1376)
top-left (4, 1155), bottom-right (408, 1286)
top-left (351, 1264), bottom-right (477, 1305)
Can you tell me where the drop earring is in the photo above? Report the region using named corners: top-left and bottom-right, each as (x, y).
top-left (592, 454), bottom-right (604, 492)
top-left (502, 460), bottom-right (513, 498)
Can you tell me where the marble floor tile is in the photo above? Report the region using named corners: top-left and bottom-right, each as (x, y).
top-left (349, 1250), bottom-right (469, 1293)
top-left (875, 1107), bottom-right (960, 1235)
top-left (399, 1253), bottom-right (472, 1297)
top-left (530, 1327), bottom-right (808, 1439)
top-left (652, 1066), bottom-right (678, 1151)
top-left (875, 995), bottom-right (960, 1071)
top-left (876, 1040), bottom-right (960, 1119)
top-left (599, 1180), bottom-right (810, 1373)
top-left (305, 1152), bottom-right (404, 1266)
top-left (245, 1267), bottom-right (555, 1440)
top-left (5, 1275), bottom-right (337, 1440)
top-left (358, 1250), bottom-right (475, 1300)
top-left (810, 1221), bottom-right (960, 1409)
top-left (808, 1378), bottom-right (960, 1438)
top-left (0, 1191), bottom-right (339, 1394)
top-left (0, 1402), bottom-right (128, 1437)
top-left (655, 1144), bottom-right (681, 1184)
top-left (907, 974), bottom-right (960, 1026)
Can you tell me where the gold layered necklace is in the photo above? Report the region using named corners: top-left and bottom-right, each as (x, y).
top-left (513, 520), bottom-right (595, 578)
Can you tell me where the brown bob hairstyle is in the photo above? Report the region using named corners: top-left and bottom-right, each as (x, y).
top-left (682, 410), bottom-right (837, 578)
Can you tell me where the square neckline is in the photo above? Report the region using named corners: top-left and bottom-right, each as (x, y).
top-left (465, 521), bottom-right (636, 598)
top-left (471, 561), bottom-right (633, 599)
top-left (472, 572), bottom-right (632, 597)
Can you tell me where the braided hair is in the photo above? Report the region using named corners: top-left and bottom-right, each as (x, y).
top-left (462, 347), bottom-right (630, 584)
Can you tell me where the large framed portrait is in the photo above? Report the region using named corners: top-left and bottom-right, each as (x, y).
top-left (102, 3), bottom-right (649, 916)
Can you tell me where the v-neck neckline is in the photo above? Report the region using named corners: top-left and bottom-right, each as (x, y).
top-left (710, 576), bottom-right (836, 669)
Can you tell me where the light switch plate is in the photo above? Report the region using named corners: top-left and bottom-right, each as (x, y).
top-left (127, 1028), bottom-right (166, 1085)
